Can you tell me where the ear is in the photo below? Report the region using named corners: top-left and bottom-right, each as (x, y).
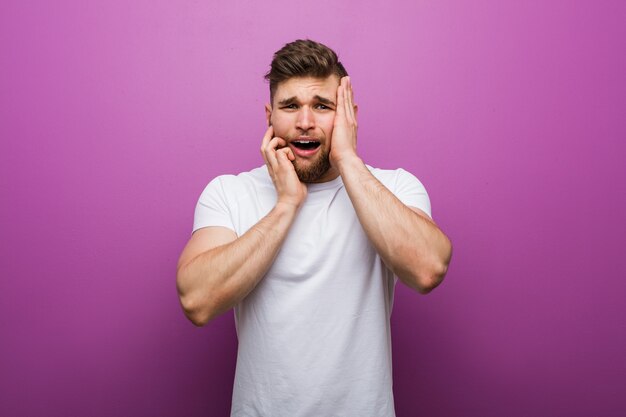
top-left (265, 103), bottom-right (272, 126)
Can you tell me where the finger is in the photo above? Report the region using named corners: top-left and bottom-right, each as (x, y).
top-left (261, 125), bottom-right (274, 152)
top-left (261, 126), bottom-right (274, 161)
top-left (275, 150), bottom-right (296, 175)
top-left (275, 137), bottom-right (287, 149)
top-left (268, 137), bottom-right (288, 169)
top-left (265, 136), bottom-right (285, 167)
top-left (267, 136), bottom-right (285, 151)
top-left (276, 148), bottom-right (291, 164)
top-left (335, 83), bottom-right (345, 121)
top-left (285, 146), bottom-right (295, 161)
top-left (344, 77), bottom-right (356, 124)
top-left (348, 77), bottom-right (355, 105)
top-left (277, 146), bottom-right (295, 162)
top-left (348, 79), bottom-right (355, 116)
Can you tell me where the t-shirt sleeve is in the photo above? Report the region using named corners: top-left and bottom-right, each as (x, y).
top-left (394, 168), bottom-right (432, 219)
top-left (192, 176), bottom-right (235, 234)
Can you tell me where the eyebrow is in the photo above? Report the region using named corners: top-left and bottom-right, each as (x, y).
top-left (277, 97), bottom-right (298, 106)
top-left (314, 95), bottom-right (336, 106)
top-left (277, 95), bottom-right (336, 107)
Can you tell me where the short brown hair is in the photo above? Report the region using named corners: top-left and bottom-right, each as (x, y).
top-left (265, 39), bottom-right (348, 104)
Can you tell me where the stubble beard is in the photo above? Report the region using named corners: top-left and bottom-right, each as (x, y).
top-left (292, 148), bottom-right (331, 183)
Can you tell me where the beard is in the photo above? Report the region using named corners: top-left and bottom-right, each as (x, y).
top-left (291, 147), bottom-right (331, 183)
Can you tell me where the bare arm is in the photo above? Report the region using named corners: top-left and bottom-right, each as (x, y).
top-left (331, 77), bottom-right (452, 293)
top-left (176, 203), bottom-right (299, 326)
top-left (339, 157), bottom-right (452, 293)
top-left (176, 126), bottom-right (306, 326)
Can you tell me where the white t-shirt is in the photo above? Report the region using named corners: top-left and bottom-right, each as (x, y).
top-left (193, 165), bottom-right (431, 417)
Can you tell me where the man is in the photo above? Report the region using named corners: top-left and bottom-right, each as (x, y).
top-left (176, 39), bottom-right (452, 417)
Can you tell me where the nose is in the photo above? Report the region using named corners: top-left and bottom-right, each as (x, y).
top-left (296, 106), bottom-right (315, 131)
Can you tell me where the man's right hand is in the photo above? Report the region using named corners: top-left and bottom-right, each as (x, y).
top-left (260, 126), bottom-right (307, 209)
top-left (178, 126), bottom-right (307, 326)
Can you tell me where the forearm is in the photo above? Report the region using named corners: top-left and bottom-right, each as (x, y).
top-left (177, 202), bottom-right (298, 325)
top-left (338, 156), bottom-right (452, 293)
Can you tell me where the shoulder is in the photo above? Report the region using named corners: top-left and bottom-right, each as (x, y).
top-left (367, 165), bottom-right (432, 218)
top-left (367, 165), bottom-right (427, 191)
top-left (193, 166), bottom-right (274, 234)
top-left (214, 165), bottom-right (270, 186)
top-left (200, 166), bottom-right (271, 196)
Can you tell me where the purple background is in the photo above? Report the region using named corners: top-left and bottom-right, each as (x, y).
top-left (1, 1), bottom-right (624, 416)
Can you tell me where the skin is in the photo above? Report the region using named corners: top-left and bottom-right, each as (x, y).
top-left (264, 76), bottom-right (343, 184)
top-left (176, 75), bottom-right (452, 326)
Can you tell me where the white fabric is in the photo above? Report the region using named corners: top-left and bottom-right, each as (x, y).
top-left (193, 165), bottom-right (431, 417)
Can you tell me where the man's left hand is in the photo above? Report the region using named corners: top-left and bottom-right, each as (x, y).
top-left (329, 76), bottom-right (359, 168)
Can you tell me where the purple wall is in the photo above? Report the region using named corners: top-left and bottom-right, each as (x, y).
top-left (1, 1), bottom-right (624, 416)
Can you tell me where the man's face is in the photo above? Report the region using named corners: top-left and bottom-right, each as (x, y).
top-left (265, 75), bottom-right (340, 183)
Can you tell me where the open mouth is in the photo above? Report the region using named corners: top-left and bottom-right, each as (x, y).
top-left (291, 140), bottom-right (321, 151)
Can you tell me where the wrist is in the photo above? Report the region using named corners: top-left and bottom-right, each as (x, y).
top-left (336, 153), bottom-right (364, 175)
top-left (275, 198), bottom-right (303, 214)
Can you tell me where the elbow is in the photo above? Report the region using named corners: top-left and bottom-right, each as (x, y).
top-left (177, 271), bottom-right (218, 327)
top-left (417, 237), bottom-right (453, 294)
top-left (189, 313), bottom-right (211, 328)
top-left (179, 292), bottom-right (213, 327)
top-left (414, 262), bottom-right (448, 294)
top-left (402, 253), bottom-right (450, 294)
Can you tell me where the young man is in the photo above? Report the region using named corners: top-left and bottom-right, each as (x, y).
top-left (176, 39), bottom-right (452, 417)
